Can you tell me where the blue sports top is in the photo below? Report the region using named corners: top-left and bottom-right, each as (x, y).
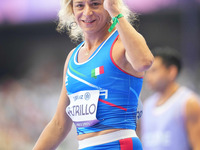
top-left (65, 30), bottom-right (143, 135)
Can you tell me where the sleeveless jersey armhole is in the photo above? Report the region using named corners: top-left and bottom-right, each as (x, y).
top-left (109, 35), bottom-right (143, 79)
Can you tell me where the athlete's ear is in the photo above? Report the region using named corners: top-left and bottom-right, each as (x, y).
top-left (168, 65), bottom-right (178, 81)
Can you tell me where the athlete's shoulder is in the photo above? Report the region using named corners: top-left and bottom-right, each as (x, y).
top-left (64, 48), bottom-right (75, 71)
top-left (185, 92), bottom-right (200, 109)
top-left (179, 86), bottom-right (200, 115)
top-left (178, 86), bottom-right (197, 102)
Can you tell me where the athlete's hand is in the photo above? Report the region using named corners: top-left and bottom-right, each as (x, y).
top-left (103, 0), bottom-right (121, 17)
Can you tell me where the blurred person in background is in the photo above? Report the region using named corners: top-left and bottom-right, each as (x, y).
top-left (33, 0), bottom-right (154, 149)
top-left (140, 47), bottom-right (200, 150)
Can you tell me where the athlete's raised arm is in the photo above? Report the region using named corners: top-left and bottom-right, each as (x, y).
top-left (103, 0), bottom-right (154, 73)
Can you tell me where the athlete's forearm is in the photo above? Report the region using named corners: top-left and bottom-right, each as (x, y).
top-left (33, 118), bottom-right (72, 150)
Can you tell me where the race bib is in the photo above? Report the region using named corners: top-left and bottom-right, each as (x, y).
top-left (66, 90), bottom-right (100, 128)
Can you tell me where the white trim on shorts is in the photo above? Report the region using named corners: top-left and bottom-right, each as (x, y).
top-left (78, 129), bottom-right (137, 149)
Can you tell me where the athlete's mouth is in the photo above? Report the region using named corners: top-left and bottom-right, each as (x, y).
top-left (82, 20), bottom-right (96, 23)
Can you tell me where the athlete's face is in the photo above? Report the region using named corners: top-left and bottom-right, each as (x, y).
top-left (145, 57), bottom-right (171, 92)
top-left (72, 0), bottom-right (110, 33)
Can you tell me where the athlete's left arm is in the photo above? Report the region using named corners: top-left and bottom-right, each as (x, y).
top-left (185, 95), bottom-right (200, 150)
top-left (103, 0), bottom-right (154, 72)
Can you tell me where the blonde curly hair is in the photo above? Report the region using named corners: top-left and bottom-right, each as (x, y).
top-left (57, 0), bottom-right (137, 42)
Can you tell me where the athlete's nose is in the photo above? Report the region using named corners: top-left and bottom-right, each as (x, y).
top-left (83, 5), bottom-right (93, 16)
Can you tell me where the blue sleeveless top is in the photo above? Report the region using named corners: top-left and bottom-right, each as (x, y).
top-left (65, 30), bottom-right (143, 135)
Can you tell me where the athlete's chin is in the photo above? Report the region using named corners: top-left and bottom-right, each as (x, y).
top-left (83, 28), bottom-right (100, 34)
top-left (146, 84), bottom-right (157, 91)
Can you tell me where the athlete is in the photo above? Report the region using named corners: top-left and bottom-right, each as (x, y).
top-left (140, 47), bottom-right (200, 150)
top-left (33, 0), bottom-right (154, 149)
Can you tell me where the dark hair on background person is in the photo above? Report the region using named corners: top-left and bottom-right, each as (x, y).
top-left (151, 47), bottom-right (182, 75)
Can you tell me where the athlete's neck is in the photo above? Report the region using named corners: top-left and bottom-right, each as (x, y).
top-left (83, 25), bottom-right (114, 51)
top-left (156, 82), bottom-right (180, 106)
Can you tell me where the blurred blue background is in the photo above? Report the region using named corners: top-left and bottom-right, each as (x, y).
top-left (0, 0), bottom-right (199, 149)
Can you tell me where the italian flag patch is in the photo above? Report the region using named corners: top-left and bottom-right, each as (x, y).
top-left (91, 66), bottom-right (104, 79)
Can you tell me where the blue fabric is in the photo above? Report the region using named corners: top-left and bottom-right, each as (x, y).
top-left (66, 30), bottom-right (143, 135)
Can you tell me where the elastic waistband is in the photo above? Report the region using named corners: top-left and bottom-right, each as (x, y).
top-left (78, 129), bottom-right (137, 149)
